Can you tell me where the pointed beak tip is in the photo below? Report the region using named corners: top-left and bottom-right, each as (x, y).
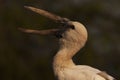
top-left (24, 6), bottom-right (28, 8)
top-left (18, 27), bottom-right (26, 32)
top-left (24, 6), bottom-right (32, 9)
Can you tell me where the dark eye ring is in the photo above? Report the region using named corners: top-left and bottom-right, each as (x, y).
top-left (55, 34), bottom-right (62, 38)
top-left (54, 31), bottom-right (63, 39)
top-left (70, 25), bottom-right (75, 29)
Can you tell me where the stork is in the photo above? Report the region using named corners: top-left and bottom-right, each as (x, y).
top-left (19, 6), bottom-right (116, 80)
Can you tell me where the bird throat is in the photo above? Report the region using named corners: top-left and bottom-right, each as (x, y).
top-left (53, 48), bottom-right (76, 68)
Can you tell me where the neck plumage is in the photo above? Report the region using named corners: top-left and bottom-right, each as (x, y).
top-left (53, 41), bottom-right (84, 69)
top-left (53, 44), bottom-right (83, 76)
top-left (53, 48), bottom-right (75, 68)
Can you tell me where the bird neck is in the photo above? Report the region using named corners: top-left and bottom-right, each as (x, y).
top-left (53, 46), bottom-right (82, 76)
top-left (53, 43), bottom-right (82, 68)
top-left (53, 48), bottom-right (74, 68)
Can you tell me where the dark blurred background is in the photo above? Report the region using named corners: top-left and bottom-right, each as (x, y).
top-left (0, 0), bottom-right (120, 80)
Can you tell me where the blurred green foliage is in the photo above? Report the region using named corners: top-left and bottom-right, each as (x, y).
top-left (0, 0), bottom-right (120, 80)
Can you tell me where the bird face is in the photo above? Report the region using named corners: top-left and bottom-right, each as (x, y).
top-left (19, 6), bottom-right (88, 49)
top-left (19, 21), bottom-right (88, 49)
top-left (59, 21), bottom-right (87, 39)
top-left (57, 21), bottom-right (88, 50)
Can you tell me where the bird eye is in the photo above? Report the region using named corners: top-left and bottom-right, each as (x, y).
top-left (54, 32), bottom-right (63, 39)
top-left (55, 34), bottom-right (63, 38)
top-left (70, 25), bottom-right (75, 29)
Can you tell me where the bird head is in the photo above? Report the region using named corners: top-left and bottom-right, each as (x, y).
top-left (56, 21), bottom-right (88, 50)
top-left (19, 6), bottom-right (88, 50)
